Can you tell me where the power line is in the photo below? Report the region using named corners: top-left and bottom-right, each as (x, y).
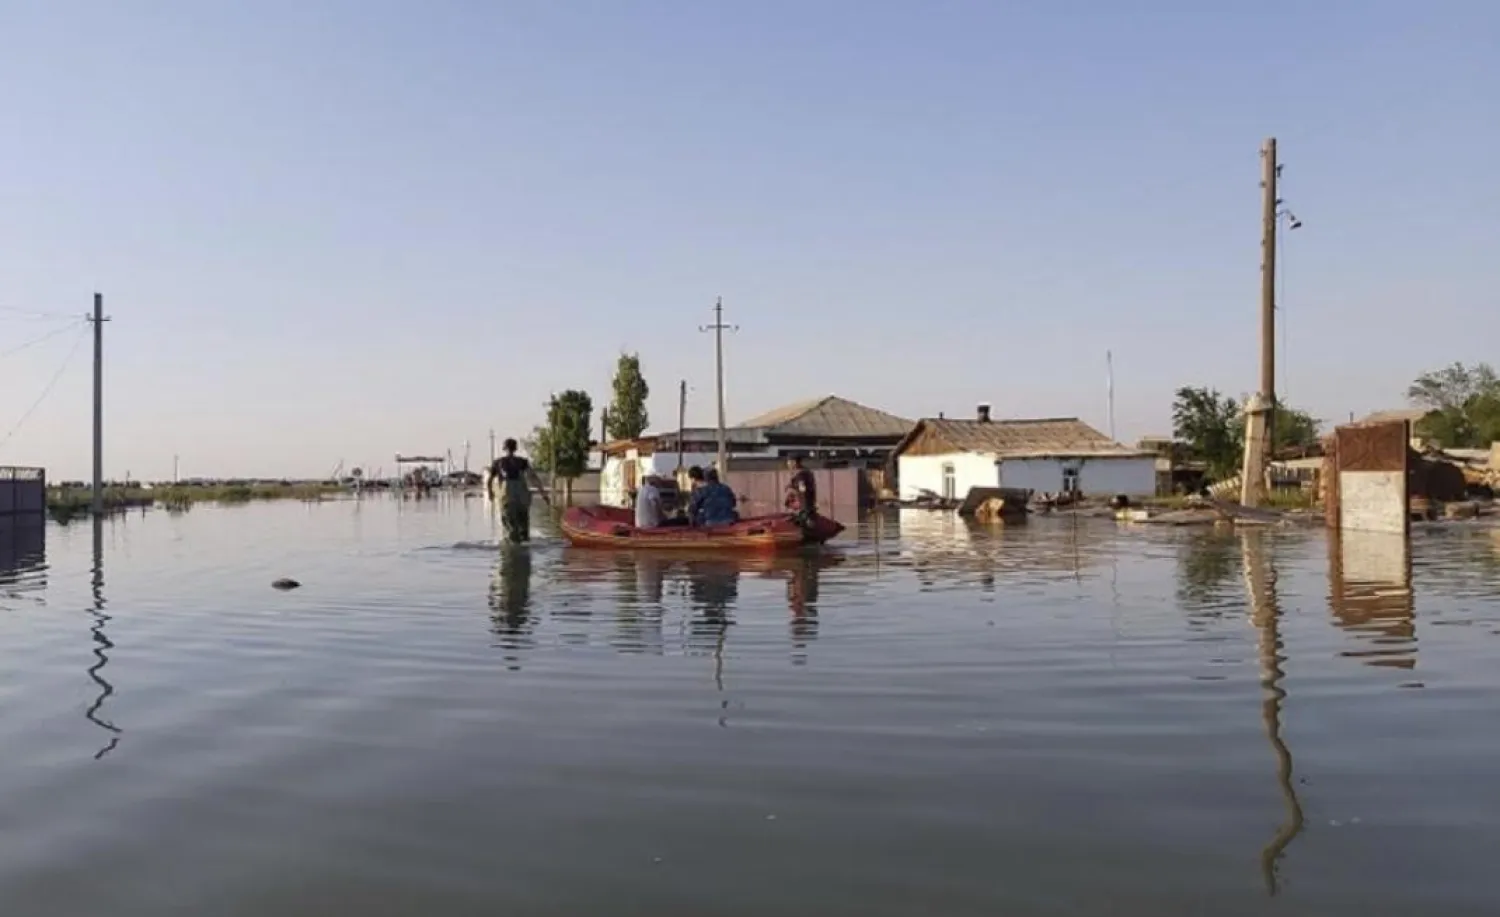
top-left (0, 305), bottom-right (81, 321)
top-left (0, 322), bottom-right (88, 453)
top-left (0, 318), bottom-right (86, 359)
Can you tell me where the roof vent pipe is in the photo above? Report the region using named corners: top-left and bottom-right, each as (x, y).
top-left (977, 403), bottom-right (991, 423)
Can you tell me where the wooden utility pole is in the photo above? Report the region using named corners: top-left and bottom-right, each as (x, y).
top-left (1241, 137), bottom-right (1278, 507)
top-left (699, 297), bottom-right (737, 475)
top-left (676, 380), bottom-right (687, 472)
top-left (89, 293), bottom-right (109, 516)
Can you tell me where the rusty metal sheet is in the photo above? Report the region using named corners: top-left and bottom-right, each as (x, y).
top-left (1335, 422), bottom-right (1408, 473)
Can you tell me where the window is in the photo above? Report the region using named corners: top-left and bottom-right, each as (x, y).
top-left (941, 462), bottom-right (956, 500)
top-left (1062, 465), bottom-right (1080, 495)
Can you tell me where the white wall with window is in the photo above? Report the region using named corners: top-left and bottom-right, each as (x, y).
top-left (896, 452), bottom-right (999, 501)
top-left (997, 455), bottom-right (1156, 497)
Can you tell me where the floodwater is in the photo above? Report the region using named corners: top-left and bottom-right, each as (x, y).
top-left (3, 498), bottom-right (1500, 916)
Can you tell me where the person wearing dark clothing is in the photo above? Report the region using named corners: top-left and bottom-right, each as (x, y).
top-left (689, 467), bottom-right (739, 526)
top-left (489, 438), bottom-right (545, 543)
top-left (785, 456), bottom-right (818, 525)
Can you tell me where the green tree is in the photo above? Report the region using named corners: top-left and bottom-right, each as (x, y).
top-left (1408, 362), bottom-right (1500, 448)
top-left (1272, 401), bottom-right (1321, 452)
top-left (1172, 387), bottom-right (1322, 479)
top-left (529, 390), bottom-right (593, 479)
top-left (606, 353), bottom-right (650, 440)
top-left (1172, 387), bottom-right (1242, 479)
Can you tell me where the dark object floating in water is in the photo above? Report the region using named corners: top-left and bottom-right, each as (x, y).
top-left (272, 578), bottom-right (301, 590)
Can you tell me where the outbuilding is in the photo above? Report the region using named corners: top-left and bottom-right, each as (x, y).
top-left (891, 406), bottom-right (1157, 501)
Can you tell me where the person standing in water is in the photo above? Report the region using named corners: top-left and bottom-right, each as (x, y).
top-left (490, 438), bottom-right (547, 544)
top-left (785, 455), bottom-right (818, 525)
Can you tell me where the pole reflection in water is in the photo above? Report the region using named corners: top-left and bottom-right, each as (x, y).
top-left (679, 559), bottom-right (739, 726)
top-left (86, 516), bottom-right (121, 759)
top-left (1241, 530), bottom-right (1303, 895)
top-left (1327, 529), bottom-right (1417, 673)
top-left (488, 546), bottom-right (536, 671)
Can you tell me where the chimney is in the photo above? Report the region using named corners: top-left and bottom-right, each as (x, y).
top-left (938, 411), bottom-right (945, 419)
top-left (977, 403), bottom-right (991, 423)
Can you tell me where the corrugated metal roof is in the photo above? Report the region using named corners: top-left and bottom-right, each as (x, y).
top-left (904, 417), bottom-right (1148, 457)
top-left (735, 395), bottom-right (913, 438)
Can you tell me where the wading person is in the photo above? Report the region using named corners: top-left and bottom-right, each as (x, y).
top-left (784, 455), bottom-right (818, 525)
top-left (491, 438), bottom-right (546, 544)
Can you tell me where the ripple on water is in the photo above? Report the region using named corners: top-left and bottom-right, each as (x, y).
top-left (4, 501), bottom-right (1500, 914)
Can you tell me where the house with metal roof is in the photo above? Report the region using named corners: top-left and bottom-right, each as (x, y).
top-left (891, 405), bottom-right (1157, 500)
top-left (598, 395), bottom-right (912, 507)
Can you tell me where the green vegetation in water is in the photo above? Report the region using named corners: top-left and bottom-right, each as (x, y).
top-left (46, 482), bottom-right (344, 519)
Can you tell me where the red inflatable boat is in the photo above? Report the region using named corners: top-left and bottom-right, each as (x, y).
top-left (560, 505), bottom-right (844, 551)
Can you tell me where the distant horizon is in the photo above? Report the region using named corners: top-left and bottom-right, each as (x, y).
top-left (3, 3), bottom-right (1494, 479)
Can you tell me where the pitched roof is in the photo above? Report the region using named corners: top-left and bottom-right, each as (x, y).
top-left (1357, 408), bottom-right (1430, 426)
top-left (734, 395), bottom-right (913, 438)
top-left (897, 417), bottom-right (1148, 458)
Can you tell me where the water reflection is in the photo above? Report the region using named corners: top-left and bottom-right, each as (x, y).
top-left (1177, 530), bottom-right (1239, 616)
top-left (0, 515), bottom-right (46, 600)
top-left (1328, 530), bottom-right (1416, 670)
top-left (898, 509), bottom-right (1110, 591)
top-left (86, 517), bottom-right (121, 759)
top-left (1241, 530), bottom-right (1304, 895)
top-left (488, 546), bottom-right (536, 669)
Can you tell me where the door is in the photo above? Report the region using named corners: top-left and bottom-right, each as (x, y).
top-left (941, 462), bottom-right (956, 501)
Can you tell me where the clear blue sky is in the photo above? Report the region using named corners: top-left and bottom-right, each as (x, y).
top-left (1, 0), bottom-right (1495, 480)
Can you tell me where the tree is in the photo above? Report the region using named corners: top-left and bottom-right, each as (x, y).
top-left (1172, 387), bottom-right (1242, 479)
top-left (1408, 362), bottom-right (1500, 448)
top-left (1272, 401), bottom-right (1321, 453)
top-left (529, 390), bottom-right (593, 481)
top-left (606, 353), bottom-right (650, 441)
top-left (1172, 387), bottom-right (1322, 480)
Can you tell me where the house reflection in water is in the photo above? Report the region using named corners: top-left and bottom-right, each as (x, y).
top-left (1327, 529), bottom-right (1416, 671)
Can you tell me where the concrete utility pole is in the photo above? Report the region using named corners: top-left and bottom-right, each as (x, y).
top-left (1241, 138), bottom-right (1278, 507)
top-left (676, 380), bottom-right (687, 472)
top-left (488, 429), bottom-right (496, 463)
top-left (1106, 350), bottom-right (1116, 441)
top-left (546, 394), bottom-right (558, 503)
top-left (89, 293), bottom-right (110, 516)
top-left (699, 297), bottom-right (737, 475)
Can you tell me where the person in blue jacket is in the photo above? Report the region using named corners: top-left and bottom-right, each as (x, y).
top-left (689, 467), bottom-right (739, 526)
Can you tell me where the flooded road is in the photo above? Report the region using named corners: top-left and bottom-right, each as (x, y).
top-left (2, 497), bottom-right (1499, 915)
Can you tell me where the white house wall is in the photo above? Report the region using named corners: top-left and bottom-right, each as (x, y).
top-left (897, 453), bottom-right (997, 501)
top-left (997, 455), bottom-right (1156, 497)
top-left (601, 452), bottom-right (680, 507)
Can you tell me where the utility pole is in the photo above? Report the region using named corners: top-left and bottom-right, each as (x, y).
top-left (1241, 137), bottom-right (1278, 507)
top-left (89, 293), bottom-right (109, 516)
top-left (463, 440), bottom-right (470, 475)
top-left (488, 428), bottom-right (496, 463)
top-left (699, 297), bottom-right (737, 475)
top-left (676, 380), bottom-right (687, 472)
top-left (1106, 350), bottom-right (1116, 441)
top-left (546, 394), bottom-right (558, 503)
top-left (173, 454), bottom-right (180, 484)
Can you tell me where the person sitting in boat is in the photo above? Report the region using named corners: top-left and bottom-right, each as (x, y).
top-left (784, 455), bottom-right (818, 524)
top-left (690, 467), bottom-right (740, 526)
top-left (490, 438), bottom-right (547, 544)
top-left (635, 474), bottom-right (665, 528)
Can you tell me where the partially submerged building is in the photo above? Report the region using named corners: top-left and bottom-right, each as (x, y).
top-left (890, 406), bottom-right (1157, 500)
top-left (600, 395), bottom-right (912, 509)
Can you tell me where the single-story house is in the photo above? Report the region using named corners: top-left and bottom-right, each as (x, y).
top-left (891, 406), bottom-right (1157, 500)
top-left (600, 395), bottom-right (912, 507)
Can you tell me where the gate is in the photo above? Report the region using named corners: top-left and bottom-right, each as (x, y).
top-left (0, 466), bottom-right (46, 517)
